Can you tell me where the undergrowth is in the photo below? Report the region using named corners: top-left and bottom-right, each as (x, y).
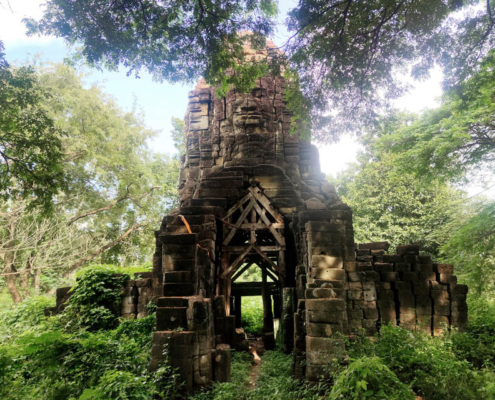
top-left (241, 297), bottom-right (264, 336)
top-left (2, 264), bottom-right (495, 399)
top-left (0, 265), bottom-right (179, 400)
top-left (190, 349), bottom-right (321, 400)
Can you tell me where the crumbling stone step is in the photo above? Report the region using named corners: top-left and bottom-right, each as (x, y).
top-left (157, 297), bottom-right (190, 308)
top-left (156, 307), bottom-right (188, 330)
top-left (163, 283), bottom-right (195, 296)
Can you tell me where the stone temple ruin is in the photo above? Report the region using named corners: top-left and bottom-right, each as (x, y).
top-left (144, 41), bottom-right (469, 391)
top-left (48, 41), bottom-right (469, 393)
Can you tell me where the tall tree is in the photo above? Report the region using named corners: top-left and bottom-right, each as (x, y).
top-left (286, 0), bottom-right (495, 140)
top-left (25, 1), bottom-right (495, 141)
top-left (0, 63), bottom-right (180, 303)
top-left (0, 40), bottom-right (65, 210)
top-left (24, 0), bottom-right (278, 93)
top-left (376, 50), bottom-right (495, 184)
top-left (332, 154), bottom-right (468, 256)
top-left (170, 117), bottom-right (186, 158)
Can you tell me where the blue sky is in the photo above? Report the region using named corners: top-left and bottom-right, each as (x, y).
top-left (0, 0), bottom-right (443, 178)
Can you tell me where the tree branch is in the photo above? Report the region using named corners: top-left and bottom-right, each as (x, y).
top-left (62, 222), bottom-right (146, 277)
top-left (67, 185), bottom-right (160, 225)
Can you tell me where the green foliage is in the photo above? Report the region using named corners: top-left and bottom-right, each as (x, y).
top-left (250, 350), bottom-right (321, 400)
top-left (329, 357), bottom-right (415, 400)
top-left (451, 298), bottom-right (495, 370)
top-left (332, 154), bottom-right (468, 256)
top-left (378, 50), bottom-right (495, 182)
top-left (344, 324), bottom-right (494, 400)
top-left (25, 1), bottom-right (495, 141)
top-left (286, 0), bottom-right (495, 140)
top-left (171, 117), bottom-right (186, 158)
top-left (442, 201), bottom-right (495, 296)
top-left (191, 351), bottom-right (253, 400)
top-left (26, 1), bottom-right (277, 93)
top-left (0, 62), bottom-right (180, 304)
top-left (0, 41), bottom-right (65, 210)
top-left (65, 265), bottom-right (130, 331)
top-left (0, 295), bottom-right (54, 341)
top-left (0, 314), bottom-right (180, 400)
top-left (237, 264), bottom-right (262, 282)
top-left (241, 296), bottom-right (264, 335)
top-left (0, 265), bottom-right (181, 400)
top-left (191, 350), bottom-right (320, 400)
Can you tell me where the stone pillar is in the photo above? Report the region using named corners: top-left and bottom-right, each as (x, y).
top-left (235, 295), bottom-right (242, 328)
top-left (214, 344), bottom-right (231, 383)
top-left (262, 264), bottom-right (275, 350)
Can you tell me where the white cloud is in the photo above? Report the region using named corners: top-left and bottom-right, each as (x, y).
top-left (0, 0), bottom-right (58, 47)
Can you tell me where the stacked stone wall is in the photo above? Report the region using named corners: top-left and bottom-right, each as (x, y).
top-left (291, 207), bottom-right (355, 381)
top-left (46, 273), bottom-right (154, 320)
top-left (345, 243), bottom-right (468, 336)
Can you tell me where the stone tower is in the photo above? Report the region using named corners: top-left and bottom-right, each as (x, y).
top-left (147, 41), bottom-right (468, 392)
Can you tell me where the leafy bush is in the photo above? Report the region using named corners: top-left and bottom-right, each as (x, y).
top-left (241, 297), bottom-right (264, 335)
top-left (65, 265), bottom-right (130, 331)
top-left (451, 298), bottom-right (495, 369)
top-left (0, 314), bottom-right (180, 400)
top-left (0, 264), bottom-right (182, 400)
top-left (345, 324), bottom-right (493, 399)
top-left (0, 295), bottom-right (54, 341)
top-left (329, 357), bottom-right (415, 400)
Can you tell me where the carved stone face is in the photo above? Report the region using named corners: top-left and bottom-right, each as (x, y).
top-left (232, 93), bottom-right (274, 139)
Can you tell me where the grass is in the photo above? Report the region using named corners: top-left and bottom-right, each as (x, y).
top-left (190, 348), bottom-right (320, 400)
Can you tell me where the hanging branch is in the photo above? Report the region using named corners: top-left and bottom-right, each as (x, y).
top-left (67, 185), bottom-right (160, 225)
top-left (62, 222), bottom-right (146, 277)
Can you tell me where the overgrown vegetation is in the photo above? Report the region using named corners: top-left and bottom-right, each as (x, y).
top-left (241, 297), bottom-right (264, 336)
top-left (0, 265), bottom-right (179, 400)
top-left (191, 307), bottom-right (495, 400)
top-left (2, 1), bottom-right (495, 399)
top-left (191, 350), bottom-right (321, 400)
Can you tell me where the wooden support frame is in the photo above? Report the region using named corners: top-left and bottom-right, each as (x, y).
top-left (220, 244), bottom-right (254, 279)
top-left (219, 185), bottom-right (286, 295)
top-left (231, 262), bottom-right (254, 282)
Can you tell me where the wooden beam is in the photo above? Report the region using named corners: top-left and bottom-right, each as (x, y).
top-left (264, 265), bottom-right (279, 282)
top-left (231, 262), bottom-right (254, 282)
top-left (253, 246), bottom-right (285, 278)
top-left (252, 201), bottom-right (285, 245)
top-left (224, 193), bottom-right (252, 219)
top-left (222, 245), bottom-right (284, 253)
top-left (223, 199), bottom-right (256, 246)
top-left (239, 223), bottom-right (284, 230)
top-left (220, 244), bottom-right (254, 279)
top-left (248, 187), bottom-right (284, 223)
top-left (230, 282), bottom-right (279, 297)
top-left (250, 208), bottom-right (256, 244)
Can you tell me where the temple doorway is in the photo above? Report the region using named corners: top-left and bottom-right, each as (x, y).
top-left (230, 262), bottom-right (282, 347)
top-left (217, 185), bottom-right (285, 348)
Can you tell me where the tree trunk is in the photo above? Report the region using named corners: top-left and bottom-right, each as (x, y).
top-left (20, 254), bottom-right (33, 298)
top-left (1, 220), bottom-right (23, 304)
top-left (3, 258), bottom-right (23, 304)
top-left (34, 268), bottom-right (41, 296)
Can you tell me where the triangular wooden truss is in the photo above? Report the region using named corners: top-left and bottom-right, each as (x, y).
top-left (219, 187), bottom-right (285, 280)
